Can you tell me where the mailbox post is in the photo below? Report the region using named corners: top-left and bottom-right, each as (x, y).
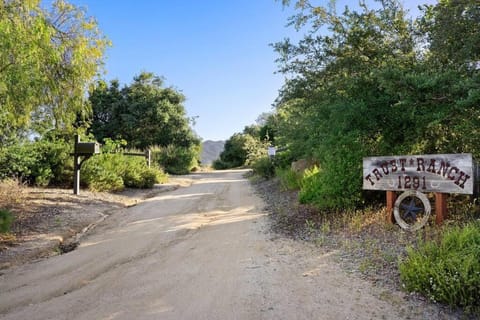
top-left (73, 135), bottom-right (100, 195)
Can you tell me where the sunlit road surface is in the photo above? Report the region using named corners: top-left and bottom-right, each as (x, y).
top-left (0, 170), bottom-right (413, 320)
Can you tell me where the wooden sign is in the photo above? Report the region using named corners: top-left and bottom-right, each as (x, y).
top-left (363, 154), bottom-right (474, 194)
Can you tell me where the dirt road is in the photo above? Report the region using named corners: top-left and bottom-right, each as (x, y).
top-left (0, 170), bottom-right (413, 319)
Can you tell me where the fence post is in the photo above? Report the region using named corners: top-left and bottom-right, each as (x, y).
top-left (435, 193), bottom-right (448, 225)
top-left (146, 149), bottom-right (151, 167)
top-left (73, 135), bottom-right (81, 195)
top-left (386, 191), bottom-right (396, 224)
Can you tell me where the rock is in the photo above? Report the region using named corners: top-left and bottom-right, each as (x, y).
top-left (291, 159), bottom-right (318, 173)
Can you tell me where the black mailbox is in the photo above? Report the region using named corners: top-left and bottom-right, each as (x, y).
top-left (73, 135), bottom-right (101, 195)
top-left (75, 142), bottom-right (100, 155)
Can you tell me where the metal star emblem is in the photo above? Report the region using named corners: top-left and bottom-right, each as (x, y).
top-left (400, 197), bottom-right (423, 221)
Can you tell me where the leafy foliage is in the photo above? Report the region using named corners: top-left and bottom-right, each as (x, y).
top-left (152, 144), bottom-right (200, 175)
top-left (271, 0), bottom-right (480, 209)
top-left (419, 0), bottom-right (480, 67)
top-left (0, 137), bottom-right (72, 186)
top-left (82, 152), bottom-right (167, 192)
top-left (251, 157), bottom-right (275, 179)
top-left (214, 133), bottom-right (249, 169)
top-left (298, 166), bottom-right (321, 205)
top-left (276, 167), bottom-right (302, 191)
top-left (0, 0), bottom-right (110, 143)
top-left (88, 72), bottom-right (201, 175)
top-left (89, 72), bottom-right (201, 151)
top-left (0, 209), bottom-right (14, 234)
top-left (214, 122), bottom-right (272, 170)
top-left (399, 222), bottom-right (480, 310)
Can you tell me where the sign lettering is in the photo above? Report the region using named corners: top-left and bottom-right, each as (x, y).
top-left (363, 154), bottom-right (474, 194)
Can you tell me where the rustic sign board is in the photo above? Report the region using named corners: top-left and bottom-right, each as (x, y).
top-left (363, 153), bottom-right (474, 195)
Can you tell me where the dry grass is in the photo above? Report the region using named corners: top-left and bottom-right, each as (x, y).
top-left (0, 179), bottom-right (26, 209)
top-left (0, 179), bottom-right (27, 243)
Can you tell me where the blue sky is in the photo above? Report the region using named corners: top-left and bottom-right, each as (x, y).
top-left (65, 0), bottom-right (436, 141)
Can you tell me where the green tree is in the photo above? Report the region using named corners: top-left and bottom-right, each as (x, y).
top-left (87, 79), bottom-right (123, 142)
top-left (89, 72), bottom-right (201, 174)
top-left (213, 122), bottom-right (270, 170)
top-left (89, 72), bottom-right (200, 150)
top-left (215, 133), bottom-right (249, 168)
top-left (272, 0), bottom-right (419, 209)
top-left (0, 0), bottom-right (110, 143)
top-left (376, 0), bottom-right (480, 157)
top-left (272, 0), bottom-right (480, 210)
top-left (419, 0), bottom-right (480, 68)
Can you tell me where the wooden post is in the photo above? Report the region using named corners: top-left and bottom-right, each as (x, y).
top-left (146, 149), bottom-right (151, 168)
top-left (435, 193), bottom-right (448, 225)
top-left (386, 191), bottom-right (396, 224)
top-left (73, 135), bottom-right (81, 195)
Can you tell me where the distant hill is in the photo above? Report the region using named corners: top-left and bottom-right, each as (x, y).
top-left (201, 140), bottom-right (225, 166)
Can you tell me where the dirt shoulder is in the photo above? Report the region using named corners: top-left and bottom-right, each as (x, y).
top-left (250, 175), bottom-right (475, 319)
top-left (0, 178), bottom-right (190, 270)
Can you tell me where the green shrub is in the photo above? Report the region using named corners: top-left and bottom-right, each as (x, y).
top-left (86, 169), bottom-right (124, 192)
top-left (82, 153), bottom-right (167, 192)
top-left (216, 133), bottom-right (248, 168)
top-left (152, 145), bottom-right (199, 175)
top-left (0, 143), bottom-right (36, 181)
top-left (251, 157), bottom-right (275, 179)
top-left (31, 138), bottom-right (72, 186)
top-left (0, 138), bottom-right (72, 186)
top-left (0, 209), bottom-right (14, 233)
top-left (297, 141), bottom-right (364, 210)
top-left (123, 157), bottom-right (167, 188)
top-left (399, 222), bottom-right (480, 310)
top-left (298, 166), bottom-right (322, 204)
top-left (82, 154), bottom-right (125, 192)
top-left (276, 167), bottom-right (303, 190)
top-left (123, 165), bottom-right (143, 188)
top-left (212, 159), bottom-right (230, 170)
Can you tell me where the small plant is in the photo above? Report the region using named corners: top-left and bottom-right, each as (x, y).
top-left (298, 166), bottom-right (321, 204)
top-left (251, 157), bottom-right (275, 179)
top-left (399, 222), bottom-right (480, 310)
top-left (0, 209), bottom-right (14, 233)
top-left (320, 220), bottom-right (331, 234)
top-left (315, 220), bottom-right (331, 246)
top-left (276, 167), bottom-right (302, 190)
top-left (305, 219), bottom-right (316, 235)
